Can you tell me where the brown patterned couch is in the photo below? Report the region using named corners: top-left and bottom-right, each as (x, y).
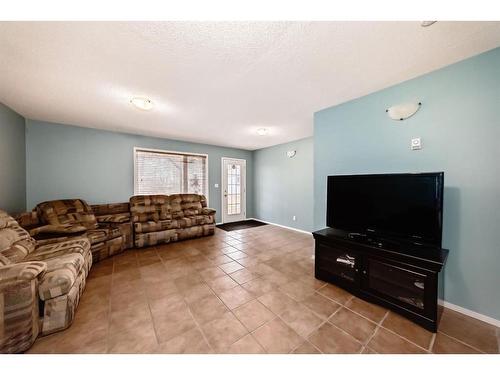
top-left (130, 194), bottom-right (216, 248)
top-left (16, 199), bottom-right (127, 263)
top-left (0, 209), bottom-right (91, 353)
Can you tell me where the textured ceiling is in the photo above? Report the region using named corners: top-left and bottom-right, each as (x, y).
top-left (1, 21), bottom-right (500, 150)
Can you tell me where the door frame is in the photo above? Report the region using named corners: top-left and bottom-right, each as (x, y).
top-left (221, 157), bottom-right (247, 224)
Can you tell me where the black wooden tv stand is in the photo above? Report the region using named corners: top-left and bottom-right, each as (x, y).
top-left (313, 227), bottom-right (449, 332)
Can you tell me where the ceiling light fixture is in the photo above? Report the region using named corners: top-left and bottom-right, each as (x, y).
top-left (421, 21), bottom-right (437, 27)
top-left (257, 128), bottom-right (268, 136)
top-left (130, 97), bottom-right (154, 111)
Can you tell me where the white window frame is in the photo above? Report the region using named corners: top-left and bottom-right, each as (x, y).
top-left (133, 147), bottom-right (209, 204)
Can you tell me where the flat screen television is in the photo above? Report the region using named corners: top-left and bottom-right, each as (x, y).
top-left (327, 172), bottom-right (444, 248)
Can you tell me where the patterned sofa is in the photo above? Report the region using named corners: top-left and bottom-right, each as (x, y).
top-left (0, 209), bottom-right (91, 353)
top-left (16, 199), bottom-right (126, 263)
top-left (130, 194), bottom-right (216, 248)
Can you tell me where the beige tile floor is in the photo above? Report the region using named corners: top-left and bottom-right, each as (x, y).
top-left (28, 225), bottom-right (500, 354)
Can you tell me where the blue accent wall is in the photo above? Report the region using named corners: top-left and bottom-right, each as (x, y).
top-left (25, 120), bottom-right (254, 224)
top-left (254, 137), bottom-right (313, 232)
top-left (314, 48), bottom-right (500, 320)
top-left (0, 102), bottom-right (26, 213)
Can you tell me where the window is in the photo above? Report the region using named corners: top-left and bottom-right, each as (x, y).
top-left (226, 163), bottom-right (241, 215)
top-left (134, 148), bottom-right (208, 197)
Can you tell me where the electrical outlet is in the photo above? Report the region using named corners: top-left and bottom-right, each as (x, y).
top-left (292, 216), bottom-right (296, 221)
top-left (214, 183), bottom-right (219, 188)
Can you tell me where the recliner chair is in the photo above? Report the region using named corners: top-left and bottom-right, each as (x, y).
top-left (0, 209), bottom-right (91, 353)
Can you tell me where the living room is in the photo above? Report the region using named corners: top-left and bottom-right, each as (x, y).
top-left (1, 1), bottom-right (499, 373)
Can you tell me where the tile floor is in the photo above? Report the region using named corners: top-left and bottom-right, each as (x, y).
top-left (27, 225), bottom-right (500, 354)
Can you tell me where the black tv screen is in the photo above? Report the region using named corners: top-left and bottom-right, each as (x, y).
top-left (327, 172), bottom-right (444, 247)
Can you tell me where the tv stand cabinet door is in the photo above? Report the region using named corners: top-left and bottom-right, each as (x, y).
top-left (315, 240), bottom-right (361, 288)
top-left (361, 256), bottom-right (438, 325)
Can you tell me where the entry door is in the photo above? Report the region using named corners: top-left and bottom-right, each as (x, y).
top-left (222, 158), bottom-right (246, 223)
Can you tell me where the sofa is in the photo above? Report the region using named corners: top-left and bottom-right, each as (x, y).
top-left (130, 194), bottom-right (216, 248)
top-left (0, 209), bottom-right (92, 353)
top-left (16, 199), bottom-right (127, 263)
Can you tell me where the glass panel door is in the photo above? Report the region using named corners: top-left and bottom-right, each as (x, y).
top-left (222, 158), bottom-right (246, 223)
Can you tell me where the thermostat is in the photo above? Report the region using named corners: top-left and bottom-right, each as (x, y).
top-left (411, 138), bottom-right (422, 150)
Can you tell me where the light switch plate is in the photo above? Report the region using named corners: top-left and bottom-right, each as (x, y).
top-left (411, 137), bottom-right (422, 150)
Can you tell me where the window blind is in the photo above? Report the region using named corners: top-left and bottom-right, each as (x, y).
top-left (135, 149), bottom-right (208, 196)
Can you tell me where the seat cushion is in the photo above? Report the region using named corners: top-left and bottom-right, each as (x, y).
top-left (178, 215), bottom-right (214, 229)
top-left (134, 219), bottom-right (179, 233)
top-left (27, 237), bottom-right (91, 261)
top-left (86, 227), bottom-right (122, 244)
top-left (38, 253), bottom-right (85, 301)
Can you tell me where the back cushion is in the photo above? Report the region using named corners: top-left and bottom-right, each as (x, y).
top-left (130, 195), bottom-right (171, 222)
top-left (0, 210), bottom-right (36, 265)
top-left (36, 199), bottom-right (97, 230)
top-left (184, 194), bottom-right (203, 216)
top-left (168, 195), bottom-right (185, 219)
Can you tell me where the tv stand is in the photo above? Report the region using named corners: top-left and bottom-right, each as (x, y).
top-left (313, 227), bottom-right (449, 332)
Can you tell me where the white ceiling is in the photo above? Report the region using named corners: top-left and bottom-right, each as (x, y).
top-left (1, 21), bottom-right (500, 150)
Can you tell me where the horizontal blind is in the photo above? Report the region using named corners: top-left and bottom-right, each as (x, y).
top-left (135, 149), bottom-right (207, 196)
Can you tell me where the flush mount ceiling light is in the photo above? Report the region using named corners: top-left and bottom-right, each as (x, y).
top-left (257, 128), bottom-right (269, 136)
top-left (386, 102), bottom-right (422, 121)
top-left (421, 21), bottom-right (437, 27)
top-left (130, 97), bottom-right (154, 111)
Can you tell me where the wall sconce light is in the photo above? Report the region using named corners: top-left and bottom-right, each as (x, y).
top-left (386, 102), bottom-right (422, 121)
top-left (286, 150), bottom-right (296, 158)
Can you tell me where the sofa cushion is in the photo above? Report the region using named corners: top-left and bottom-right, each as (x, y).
top-left (38, 253), bottom-right (85, 301)
top-left (178, 215), bottom-right (214, 229)
top-left (36, 199), bottom-right (98, 230)
top-left (26, 237), bottom-right (91, 261)
top-left (134, 219), bottom-right (179, 233)
top-left (86, 227), bottom-right (122, 244)
top-left (130, 195), bottom-right (172, 222)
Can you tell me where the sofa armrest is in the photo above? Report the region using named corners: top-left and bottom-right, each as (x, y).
top-left (15, 211), bottom-right (40, 229)
top-left (29, 224), bottom-right (88, 237)
top-left (0, 261), bottom-right (47, 285)
top-left (202, 208), bottom-right (216, 216)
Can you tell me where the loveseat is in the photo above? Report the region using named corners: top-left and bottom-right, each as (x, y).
top-left (130, 194), bottom-right (216, 248)
top-left (0, 209), bottom-right (91, 353)
top-left (16, 199), bottom-right (127, 263)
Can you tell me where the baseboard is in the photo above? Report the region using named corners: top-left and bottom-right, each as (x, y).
top-left (438, 299), bottom-right (500, 327)
top-left (249, 218), bottom-right (312, 235)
